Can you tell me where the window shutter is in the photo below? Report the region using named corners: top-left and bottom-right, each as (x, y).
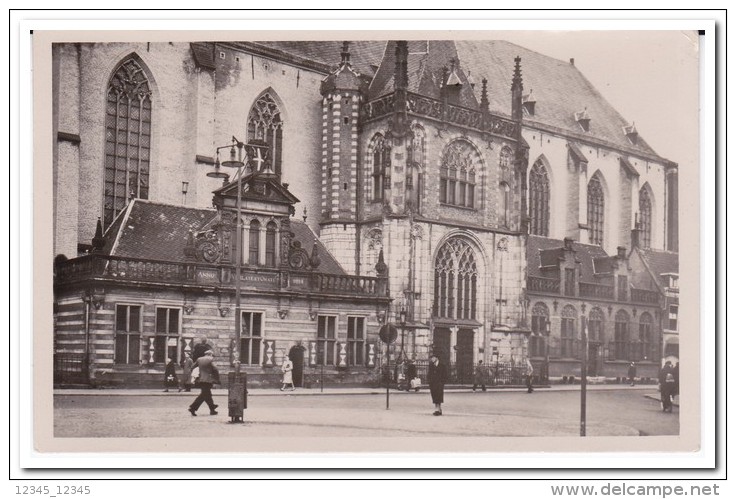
top-left (308, 341), bottom-right (317, 366)
top-left (366, 342), bottom-right (377, 368)
top-left (337, 342), bottom-right (347, 368)
top-left (263, 340), bottom-right (276, 367)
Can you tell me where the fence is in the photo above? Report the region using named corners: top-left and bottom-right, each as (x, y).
top-left (53, 352), bottom-right (89, 386)
top-left (381, 360), bottom-right (530, 388)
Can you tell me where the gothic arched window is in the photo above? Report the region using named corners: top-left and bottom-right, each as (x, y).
top-left (588, 307), bottom-right (604, 343)
top-left (614, 310), bottom-right (630, 360)
top-left (248, 219), bottom-right (261, 265)
top-left (247, 92), bottom-right (283, 175)
top-left (587, 174), bottom-right (605, 246)
top-left (440, 140), bottom-right (479, 209)
top-left (560, 305), bottom-right (577, 358)
top-left (530, 302), bottom-right (549, 357)
top-left (639, 312), bottom-right (653, 361)
top-left (499, 182), bottom-right (510, 228)
top-left (639, 187), bottom-right (652, 249)
top-left (433, 238), bottom-right (478, 320)
top-left (529, 160), bottom-right (550, 236)
top-left (104, 57), bottom-right (153, 228)
top-left (369, 134), bottom-right (390, 201)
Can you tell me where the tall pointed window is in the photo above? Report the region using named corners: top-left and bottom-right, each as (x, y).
top-left (587, 174), bottom-right (605, 246)
top-left (530, 302), bottom-right (549, 357)
top-left (588, 307), bottom-right (604, 343)
top-left (433, 238), bottom-right (478, 320)
top-left (104, 57), bottom-right (152, 228)
top-left (247, 92), bottom-right (283, 175)
top-left (639, 187), bottom-right (652, 249)
top-left (499, 182), bottom-right (510, 227)
top-left (440, 140), bottom-right (478, 209)
top-left (370, 134), bottom-right (390, 201)
top-left (560, 305), bottom-right (577, 358)
top-left (529, 160), bottom-right (550, 236)
top-left (639, 312), bottom-right (653, 361)
top-left (406, 125), bottom-right (425, 212)
top-left (614, 310), bottom-right (630, 361)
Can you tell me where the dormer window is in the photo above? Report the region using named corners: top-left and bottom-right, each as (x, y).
top-left (663, 273), bottom-right (679, 289)
top-left (623, 122), bottom-right (638, 144)
top-left (575, 108), bottom-right (591, 132)
top-left (522, 89), bottom-right (536, 116)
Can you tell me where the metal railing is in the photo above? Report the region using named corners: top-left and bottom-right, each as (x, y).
top-left (53, 352), bottom-right (89, 386)
top-left (528, 277), bottom-right (658, 305)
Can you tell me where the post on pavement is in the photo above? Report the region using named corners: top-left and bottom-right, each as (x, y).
top-left (580, 313), bottom-right (588, 437)
top-left (379, 323), bottom-right (398, 409)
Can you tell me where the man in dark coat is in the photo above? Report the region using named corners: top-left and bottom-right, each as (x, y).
top-left (472, 360), bottom-right (486, 392)
top-left (188, 350), bottom-right (220, 416)
top-left (658, 361), bottom-right (676, 412)
top-left (428, 353), bottom-right (447, 416)
top-left (191, 336), bottom-right (213, 362)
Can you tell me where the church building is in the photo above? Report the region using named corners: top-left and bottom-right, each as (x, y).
top-left (52, 38), bottom-right (678, 387)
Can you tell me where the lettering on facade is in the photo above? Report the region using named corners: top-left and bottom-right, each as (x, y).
top-left (240, 271), bottom-right (279, 288)
top-left (196, 269), bottom-right (220, 283)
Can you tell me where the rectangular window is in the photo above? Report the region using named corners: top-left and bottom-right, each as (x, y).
top-left (564, 268), bottom-right (575, 297)
top-left (347, 317), bottom-right (365, 366)
top-left (154, 307), bottom-right (180, 363)
top-left (240, 312), bottom-right (263, 365)
top-left (115, 304), bottom-right (141, 365)
top-left (669, 305), bottom-right (678, 331)
top-left (317, 315), bottom-right (337, 366)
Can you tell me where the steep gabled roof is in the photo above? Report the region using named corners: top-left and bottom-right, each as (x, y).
top-left (527, 235), bottom-right (610, 282)
top-left (636, 247), bottom-right (679, 290)
top-left (97, 199), bottom-right (346, 275)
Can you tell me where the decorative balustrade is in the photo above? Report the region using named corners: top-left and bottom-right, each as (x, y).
top-left (527, 276), bottom-right (561, 293)
top-left (630, 287), bottom-right (660, 304)
top-left (578, 281), bottom-right (615, 300)
top-left (55, 254), bottom-right (388, 298)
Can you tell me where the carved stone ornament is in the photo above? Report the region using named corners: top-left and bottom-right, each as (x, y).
top-left (288, 240), bottom-right (312, 270)
top-left (365, 228), bottom-right (383, 251)
top-left (410, 223), bottom-right (424, 240)
top-left (497, 238), bottom-right (509, 252)
top-left (196, 229), bottom-right (222, 263)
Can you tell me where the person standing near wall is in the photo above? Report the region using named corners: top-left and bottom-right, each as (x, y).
top-left (628, 362), bottom-right (637, 386)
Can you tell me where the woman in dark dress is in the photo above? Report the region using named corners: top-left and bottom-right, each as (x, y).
top-left (163, 358), bottom-right (178, 392)
top-left (428, 353), bottom-right (447, 416)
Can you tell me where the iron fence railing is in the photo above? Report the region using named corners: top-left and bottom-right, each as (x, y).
top-left (53, 352), bottom-right (89, 386)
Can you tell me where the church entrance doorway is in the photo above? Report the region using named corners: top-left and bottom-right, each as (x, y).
top-left (456, 328), bottom-right (474, 384)
top-left (432, 328), bottom-right (452, 368)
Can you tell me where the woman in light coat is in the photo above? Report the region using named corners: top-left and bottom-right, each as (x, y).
top-left (280, 355), bottom-right (295, 391)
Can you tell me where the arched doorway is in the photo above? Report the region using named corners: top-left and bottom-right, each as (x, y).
top-left (456, 328), bottom-right (475, 384)
top-left (288, 345), bottom-right (306, 387)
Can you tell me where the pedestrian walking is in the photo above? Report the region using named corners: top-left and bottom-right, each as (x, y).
top-left (188, 350), bottom-right (220, 416)
top-left (472, 360), bottom-right (486, 392)
top-left (179, 352), bottom-right (193, 392)
top-left (163, 358), bottom-right (178, 392)
top-left (280, 354), bottom-right (295, 391)
top-left (428, 353), bottom-right (447, 416)
top-left (628, 362), bottom-right (637, 386)
top-left (673, 362), bottom-right (680, 399)
top-left (658, 361), bottom-right (676, 412)
top-left (525, 359), bottom-right (534, 393)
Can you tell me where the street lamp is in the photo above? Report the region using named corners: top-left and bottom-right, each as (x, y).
top-left (213, 137), bottom-right (245, 365)
top-left (399, 305), bottom-right (407, 357)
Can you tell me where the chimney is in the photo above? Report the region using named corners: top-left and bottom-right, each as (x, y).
top-left (617, 246), bottom-right (627, 259)
top-left (563, 237), bottom-right (574, 252)
top-left (91, 217), bottom-right (106, 253)
top-left (569, 58), bottom-right (575, 66)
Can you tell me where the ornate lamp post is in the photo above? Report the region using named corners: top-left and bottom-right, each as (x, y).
top-left (213, 137), bottom-right (245, 364)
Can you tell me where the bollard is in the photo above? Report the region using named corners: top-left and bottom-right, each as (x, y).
top-left (227, 362), bottom-right (248, 424)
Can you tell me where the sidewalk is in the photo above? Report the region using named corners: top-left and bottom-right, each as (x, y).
top-left (54, 383), bottom-right (659, 397)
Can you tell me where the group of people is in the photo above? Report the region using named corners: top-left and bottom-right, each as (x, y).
top-left (658, 360), bottom-right (680, 412)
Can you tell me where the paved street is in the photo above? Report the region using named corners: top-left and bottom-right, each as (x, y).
top-left (53, 385), bottom-right (678, 439)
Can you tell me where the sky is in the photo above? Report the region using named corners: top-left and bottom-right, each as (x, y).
top-left (498, 30), bottom-right (701, 170)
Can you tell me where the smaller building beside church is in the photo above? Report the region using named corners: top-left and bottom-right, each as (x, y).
top-left (54, 169), bottom-right (392, 387)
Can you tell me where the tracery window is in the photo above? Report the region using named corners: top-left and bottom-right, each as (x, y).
top-left (587, 174), bottom-right (605, 246)
top-left (247, 92), bottom-right (283, 175)
top-left (433, 238), bottom-right (478, 320)
top-left (613, 310), bottom-right (631, 361)
top-left (530, 302), bottom-right (549, 357)
top-left (406, 125), bottom-right (425, 212)
top-left (370, 134), bottom-right (391, 201)
top-left (588, 307), bottom-right (604, 343)
top-left (104, 58), bottom-right (152, 229)
top-left (529, 160), bottom-right (550, 236)
top-left (639, 187), bottom-right (652, 249)
top-left (440, 140), bottom-right (478, 209)
top-left (560, 305), bottom-right (577, 358)
top-left (265, 221), bottom-right (277, 267)
top-left (639, 312), bottom-right (653, 361)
